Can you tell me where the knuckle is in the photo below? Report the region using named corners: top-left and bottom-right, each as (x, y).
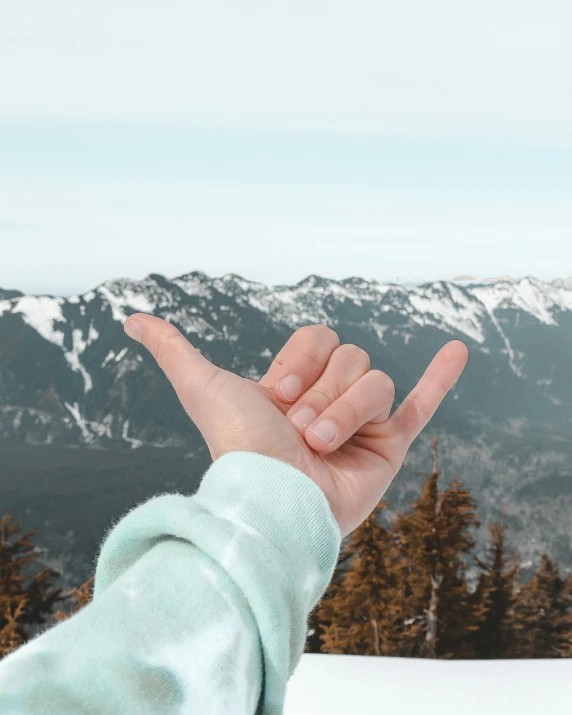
top-left (409, 390), bottom-right (431, 422)
top-left (300, 348), bottom-right (324, 371)
top-left (341, 398), bottom-right (362, 424)
top-left (310, 381), bottom-right (339, 405)
top-left (424, 370), bottom-right (447, 397)
top-left (300, 323), bottom-right (340, 346)
top-left (154, 331), bottom-right (184, 372)
top-left (372, 370), bottom-right (395, 397)
top-left (335, 344), bottom-right (370, 371)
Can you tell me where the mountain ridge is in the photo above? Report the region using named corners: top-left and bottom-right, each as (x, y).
top-left (1, 270), bottom-right (571, 584)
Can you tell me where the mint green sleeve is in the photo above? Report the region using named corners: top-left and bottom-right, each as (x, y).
top-left (0, 451), bottom-right (342, 714)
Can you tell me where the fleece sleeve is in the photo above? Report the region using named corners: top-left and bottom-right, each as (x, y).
top-left (0, 450), bottom-right (342, 715)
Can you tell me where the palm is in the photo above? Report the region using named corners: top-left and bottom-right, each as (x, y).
top-left (251, 379), bottom-right (400, 536)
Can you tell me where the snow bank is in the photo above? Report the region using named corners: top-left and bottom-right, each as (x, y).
top-left (284, 653), bottom-right (571, 714)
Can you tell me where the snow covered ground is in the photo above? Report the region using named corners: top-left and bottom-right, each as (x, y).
top-left (284, 653), bottom-right (571, 714)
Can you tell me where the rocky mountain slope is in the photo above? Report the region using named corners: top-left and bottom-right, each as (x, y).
top-left (1, 272), bottom-right (571, 585)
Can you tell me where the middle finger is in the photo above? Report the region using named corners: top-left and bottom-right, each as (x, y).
top-left (286, 343), bottom-right (371, 433)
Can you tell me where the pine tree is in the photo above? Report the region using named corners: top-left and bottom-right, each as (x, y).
top-left (512, 554), bottom-right (572, 658)
top-left (52, 576), bottom-right (95, 623)
top-left (305, 547), bottom-right (354, 653)
top-left (468, 510), bottom-right (520, 658)
top-left (393, 437), bottom-right (480, 659)
top-left (563, 574), bottom-right (572, 657)
top-left (0, 513), bottom-right (67, 658)
top-left (0, 595), bottom-right (28, 658)
top-left (316, 499), bottom-right (402, 655)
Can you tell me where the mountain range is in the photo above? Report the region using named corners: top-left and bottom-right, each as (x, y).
top-left (0, 271), bottom-right (571, 589)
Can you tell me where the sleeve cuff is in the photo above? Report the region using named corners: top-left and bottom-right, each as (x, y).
top-left (93, 450), bottom-right (341, 714)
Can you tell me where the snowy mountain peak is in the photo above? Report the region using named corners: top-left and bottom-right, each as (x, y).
top-left (2, 269), bottom-right (572, 578)
top-left (295, 274), bottom-right (335, 290)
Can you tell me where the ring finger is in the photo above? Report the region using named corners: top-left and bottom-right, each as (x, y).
top-left (286, 343), bottom-right (371, 434)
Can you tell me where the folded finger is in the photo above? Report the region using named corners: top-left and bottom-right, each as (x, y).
top-left (303, 370), bottom-right (396, 453)
top-left (258, 324), bottom-right (340, 403)
top-left (286, 343), bottom-right (371, 433)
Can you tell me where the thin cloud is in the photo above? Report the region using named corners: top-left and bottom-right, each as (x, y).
top-left (0, 1), bottom-right (570, 143)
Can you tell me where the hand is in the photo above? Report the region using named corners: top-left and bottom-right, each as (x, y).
top-left (124, 316), bottom-right (469, 538)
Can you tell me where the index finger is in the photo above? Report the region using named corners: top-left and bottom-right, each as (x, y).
top-left (385, 340), bottom-right (469, 450)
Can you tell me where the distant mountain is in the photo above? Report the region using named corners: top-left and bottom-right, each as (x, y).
top-left (1, 272), bottom-right (571, 586)
top-left (0, 287), bottom-right (23, 300)
top-left (452, 274), bottom-right (477, 282)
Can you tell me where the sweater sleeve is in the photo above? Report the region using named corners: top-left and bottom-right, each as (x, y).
top-left (0, 451), bottom-right (342, 715)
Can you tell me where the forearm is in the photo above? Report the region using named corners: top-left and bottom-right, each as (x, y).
top-left (0, 539), bottom-right (263, 714)
top-left (0, 451), bottom-right (341, 715)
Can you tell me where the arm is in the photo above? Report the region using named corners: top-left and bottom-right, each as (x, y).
top-left (0, 451), bottom-right (341, 715)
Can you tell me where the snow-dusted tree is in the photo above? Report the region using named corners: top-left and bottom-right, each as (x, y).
top-left (512, 554), bottom-right (572, 658)
top-left (0, 513), bottom-right (66, 658)
top-left (468, 511), bottom-right (520, 658)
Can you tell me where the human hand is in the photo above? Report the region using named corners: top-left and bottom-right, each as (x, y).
top-left (124, 316), bottom-right (468, 538)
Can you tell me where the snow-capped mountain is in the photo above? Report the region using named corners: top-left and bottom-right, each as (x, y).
top-left (1, 271), bottom-right (571, 446)
top-left (1, 271), bottom-right (571, 583)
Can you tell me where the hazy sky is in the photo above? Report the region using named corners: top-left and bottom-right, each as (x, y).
top-left (1, 0), bottom-right (571, 295)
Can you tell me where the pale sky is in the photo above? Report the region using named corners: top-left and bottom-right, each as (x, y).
top-left (0, 0), bottom-right (571, 295)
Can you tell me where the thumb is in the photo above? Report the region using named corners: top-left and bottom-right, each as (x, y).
top-left (124, 313), bottom-right (221, 414)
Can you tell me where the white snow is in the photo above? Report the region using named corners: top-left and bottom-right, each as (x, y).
top-left (470, 276), bottom-right (572, 325)
top-left (284, 653), bottom-right (572, 715)
top-left (64, 353), bottom-right (92, 392)
top-left (102, 350), bottom-right (115, 368)
top-left (97, 285), bottom-right (155, 323)
top-left (12, 409), bottom-right (23, 430)
top-left (63, 402), bottom-right (93, 442)
top-left (90, 414), bottom-right (114, 438)
top-left (161, 310), bottom-right (212, 338)
top-left (122, 419), bottom-right (143, 448)
top-left (88, 323), bottom-right (99, 343)
top-left (63, 328), bottom-right (93, 392)
top-left (5, 275), bottom-right (572, 394)
top-left (172, 276), bottom-right (212, 297)
top-left (409, 285), bottom-right (487, 344)
top-left (369, 321), bottom-right (389, 342)
top-left (12, 295), bottom-right (65, 346)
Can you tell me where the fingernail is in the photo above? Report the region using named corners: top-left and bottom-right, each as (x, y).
top-left (291, 406), bottom-right (317, 430)
top-left (279, 374), bottom-right (303, 401)
top-left (310, 420), bottom-right (338, 444)
top-left (124, 319), bottom-right (142, 343)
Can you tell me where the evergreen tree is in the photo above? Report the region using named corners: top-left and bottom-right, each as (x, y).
top-left (305, 547), bottom-right (354, 653)
top-left (563, 574), bottom-right (572, 657)
top-left (0, 513), bottom-right (66, 658)
top-left (316, 499), bottom-right (402, 655)
top-left (393, 437), bottom-right (480, 659)
top-left (512, 554), bottom-right (572, 658)
top-left (52, 576), bottom-right (95, 623)
top-left (0, 595), bottom-right (28, 658)
top-left (468, 510), bottom-right (520, 658)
